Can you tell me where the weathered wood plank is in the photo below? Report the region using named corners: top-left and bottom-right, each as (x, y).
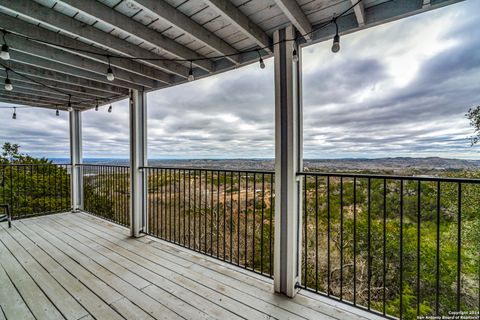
top-left (0, 225), bottom-right (88, 320)
top-left (21, 220), bottom-right (184, 320)
top-left (0, 263), bottom-right (35, 320)
top-left (5, 223), bottom-right (124, 320)
top-left (0, 236), bottom-right (64, 320)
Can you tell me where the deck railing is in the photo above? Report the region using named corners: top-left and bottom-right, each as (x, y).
top-left (143, 167), bottom-right (275, 277)
top-left (81, 164), bottom-right (130, 227)
top-left (298, 172), bottom-right (480, 319)
top-left (3, 161), bottom-right (478, 319)
top-left (0, 163), bottom-right (71, 219)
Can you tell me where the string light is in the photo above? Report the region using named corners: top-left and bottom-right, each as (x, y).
top-left (331, 18), bottom-right (340, 53)
top-left (67, 94), bottom-right (74, 111)
top-left (0, 31), bottom-right (9, 61)
top-left (256, 50), bottom-right (265, 69)
top-left (292, 48), bottom-right (299, 63)
top-left (187, 61), bottom-right (194, 82)
top-left (56, 108), bottom-right (59, 116)
top-left (12, 107), bottom-right (16, 119)
top-left (0, 0), bottom-right (362, 111)
top-left (95, 100), bottom-right (99, 111)
top-left (106, 56), bottom-right (114, 81)
top-left (108, 104), bottom-right (112, 113)
top-left (4, 69), bottom-right (12, 91)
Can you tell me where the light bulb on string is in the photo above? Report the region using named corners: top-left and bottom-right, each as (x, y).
top-left (1, 31), bottom-right (9, 61)
top-left (331, 18), bottom-right (340, 53)
top-left (95, 100), bottom-right (99, 111)
top-left (67, 95), bottom-right (73, 111)
top-left (12, 107), bottom-right (16, 120)
top-left (256, 50), bottom-right (265, 69)
top-left (187, 61), bottom-right (194, 82)
top-left (106, 56), bottom-right (114, 81)
top-left (292, 48), bottom-right (299, 63)
top-left (108, 105), bottom-right (112, 113)
top-left (56, 108), bottom-right (59, 116)
top-left (4, 77), bottom-right (12, 91)
top-left (4, 69), bottom-right (12, 91)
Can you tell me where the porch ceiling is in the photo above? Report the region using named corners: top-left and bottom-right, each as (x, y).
top-left (0, 0), bottom-right (463, 111)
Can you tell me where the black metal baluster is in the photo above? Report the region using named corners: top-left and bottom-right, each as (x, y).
top-left (194, 170), bottom-right (197, 250)
top-left (253, 173), bottom-right (256, 270)
top-left (217, 171), bottom-right (220, 258)
top-left (223, 171), bottom-right (226, 260)
top-left (270, 174), bottom-right (273, 277)
top-left (230, 171), bottom-right (234, 263)
top-left (327, 176), bottom-right (331, 296)
top-left (205, 170), bottom-right (208, 253)
top-left (436, 181), bottom-right (441, 316)
top-left (417, 180), bottom-right (421, 316)
top-left (367, 177), bottom-right (371, 309)
top-left (261, 173), bottom-right (265, 275)
top-left (245, 172), bottom-right (248, 268)
top-left (238, 171), bottom-right (241, 266)
top-left (188, 170), bottom-right (192, 248)
top-left (304, 175), bottom-right (307, 288)
top-left (316, 176), bottom-right (319, 292)
top-left (211, 170), bottom-right (214, 256)
top-left (353, 177), bottom-right (357, 305)
top-left (383, 179), bottom-right (387, 316)
top-left (400, 180), bottom-right (404, 320)
top-left (457, 182), bottom-right (462, 312)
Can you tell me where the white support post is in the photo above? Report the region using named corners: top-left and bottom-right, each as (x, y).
top-left (273, 25), bottom-right (303, 297)
top-left (69, 109), bottom-right (83, 212)
top-left (129, 89), bottom-right (148, 237)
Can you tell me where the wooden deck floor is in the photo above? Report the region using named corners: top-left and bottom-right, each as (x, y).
top-left (0, 212), bottom-right (383, 320)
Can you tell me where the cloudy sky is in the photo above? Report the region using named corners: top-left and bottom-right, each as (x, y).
top-left (0, 0), bottom-right (479, 160)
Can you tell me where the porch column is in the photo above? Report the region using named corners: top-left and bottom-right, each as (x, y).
top-left (69, 109), bottom-right (83, 212)
top-left (273, 25), bottom-right (303, 297)
top-left (129, 89), bottom-right (148, 237)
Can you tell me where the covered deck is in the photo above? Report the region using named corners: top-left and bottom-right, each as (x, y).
top-left (0, 212), bottom-right (379, 320)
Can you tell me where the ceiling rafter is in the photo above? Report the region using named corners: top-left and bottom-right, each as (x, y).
top-left (4, 61), bottom-right (130, 95)
top-left (8, 38), bottom-right (160, 89)
top-left (274, 0), bottom-right (312, 38)
top-left (350, 0), bottom-right (366, 26)
top-left (132, 0), bottom-right (241, 65)
top-left (202, 0), bottom-right (273, 53)
top-left (0, 12), bottom-right (174, 85)
top-left (0, 0), bottom-right (192, 78)
top-left (57, 0), bottom-right (215, 72)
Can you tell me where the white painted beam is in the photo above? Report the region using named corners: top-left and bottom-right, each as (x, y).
top-left (11, 51), bottom-right (147, 91)
top-left (274, 0), bottom-right (312, 38)
top-left (132, 0), bottom-right (240, 65)
top-left (56, 0), bottom-right (214, 72)
top-left (203, 0), bottom-right (272, 52)
top-left (0, 12), bottom-right (174, 85)
top-left (4, 61), bottom-right (129, 95)
top-left (0, 74), bottom-right (116, 100)
top-left (70, 110), bottom-right (83, 212)
top-left (129, 89), bottom-right (148, 237)
top-left (351, 0), bottom-right (366, 26)
top-left (0, 0), bottom-right (192, 78)
top-left (273, 25), bottom-right (303, 297)
top-left (7, 37), bottom-right (163, 89)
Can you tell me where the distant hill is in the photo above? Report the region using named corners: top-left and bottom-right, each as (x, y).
top-left (49, 157), bottom-right (480, 173)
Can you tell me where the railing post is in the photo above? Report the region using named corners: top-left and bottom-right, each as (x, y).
top-left (273, 25), bottom-right (303, 297)
top-left (129, 89), bottom-right (148, 237)
top-left (69, 109), bottom-right (83, 212)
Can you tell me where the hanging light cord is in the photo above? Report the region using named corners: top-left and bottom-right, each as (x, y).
top-left (0, 0), bottom-right (362, 109)
top-left (0, 0), bottom-right (362, 63)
